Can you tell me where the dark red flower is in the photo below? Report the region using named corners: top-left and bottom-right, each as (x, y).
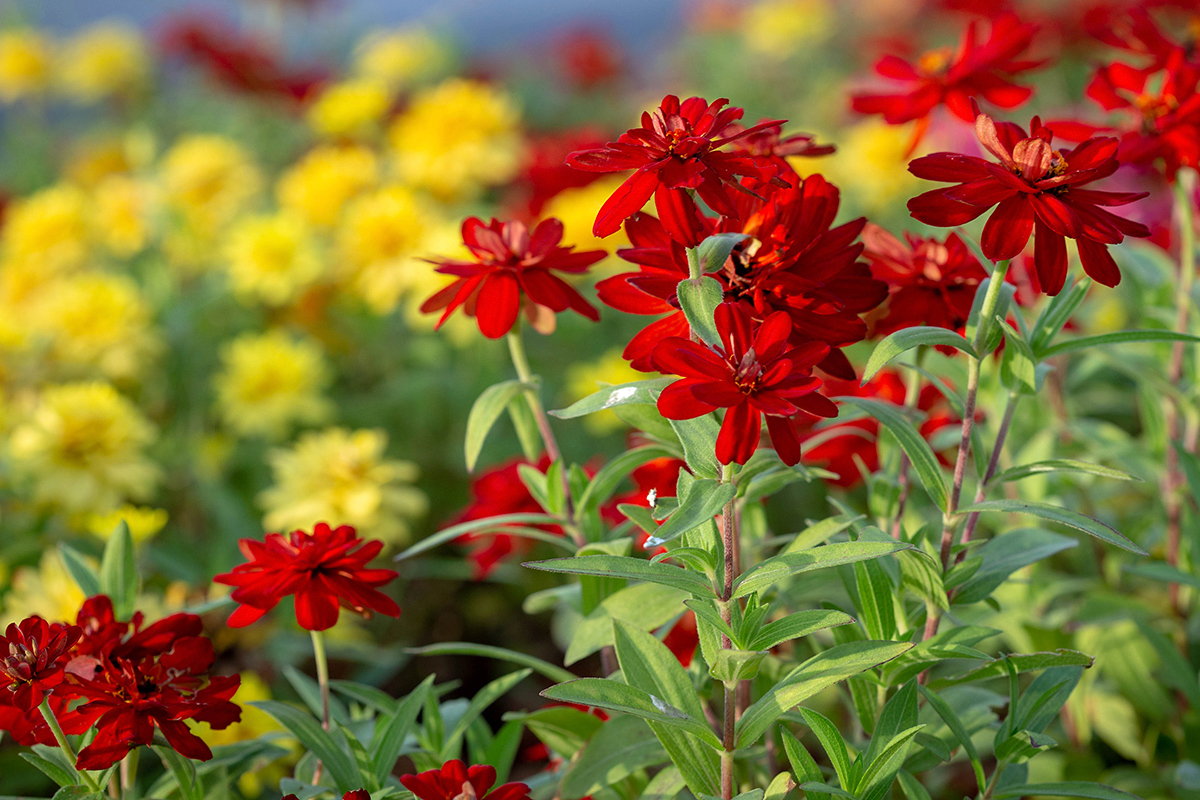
top-left (0, 692), bottom-right (60, 746)
top-left (554, 29), bottom-right (623, 90)
top-left (422, 217), bottom-right (604, 339)
top-left (515, 128), bottom-right (610, 218)
top-left (285, 793), bottom-right (370, 800)
top-left (213, 523), bottom-right (400, 631)
top-left (653, 303), bottom-right (835, 466)
top-left (565, 95), bottom-right (784, 247)
top-left (61, 617), bottom-right (240, 770)
top-left (0, 618), bottom-right (81, 711)
top-left (851, 12), bottom-right (1046, 144)
top-left (907, 112), bottom-right (1151, 294)
top-left (724, 120), bottom-right (835, 181)
top-left (401, 760), bottom-right (532, 800)
top-left (597, 174), bottom-right (886, 379)
top-left (862, 223), bottom-right (988, 336)
top-left (1082, 4), bottom-right (1187, 68)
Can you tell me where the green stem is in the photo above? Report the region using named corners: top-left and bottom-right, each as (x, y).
top-left (310, 630), bottom-right (331, 732)
top-left (890, 351), bottom-right (926, 538)
top-left (40, 697), bottom-right (102, 792)
top-left (120, 748), bottom-right (139, 795)
top-left (718, 461), bottom-right (738, 800)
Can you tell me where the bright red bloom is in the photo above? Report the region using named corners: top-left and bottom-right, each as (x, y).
top-left (653, 303), bottom-right (836, 466)
top-left (862, 224), bottom-right (988, 336)
top-left (724, 120), bottom-right (835, 180)
top-left (61, 615), bottom-right (240, 770)
top-left (515, 128), bottom-right (610, 218)
top-left (598, 174), bottom-right (886, 379)
top-left (555, 29), bottom-right (623, 90)
top-left (566, 95), bottom-right (784, 246)
top-left (422, 217), bottom-right (604, 339)
top-left (852, 13), bottom-right (1045, 143)
top-left (0, 692), bottom-right (60, 745)
top-left (213, 523), bottom-right (400, 631)
top-left (285, 793), bottom-right (370, 800)
top-left (1082, 5), bottom-right (1187, 68)
top-left (401, 760), bottom-right (532, 800)
top-left (0, 618), bottom-right (81, 711)
top-left (907, 113), bottom-right (1151, 295)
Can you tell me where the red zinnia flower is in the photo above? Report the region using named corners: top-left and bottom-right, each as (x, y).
top-left (851, 12), bottom-right (1045, 145)
top-left (213, 523), bottom-right (400, 631)
top-left (286, 792), bottom-right (370, 800)
top-left (61, 619), bottom-right (240, 770)
top-left (0, 618), bottom-right (81, 711)
top-left (514, 128), bottom-right (610, 218)
top-left (565, 95), bottom-right (784, 247)
top-left (724, 120), bottom-right (835, 179)
top-left (401, 760), bottom-right (532, 800)
top-left (421, 217), bottom-right (604, 339)
top-left (862, 223), bottom-right (988, 336)
top-left (597, 174), bottom-right (886, 379)
top-left (907, 112), bottom-right (1151, 295)
top-left (653, 303), bottom-right (836, 466)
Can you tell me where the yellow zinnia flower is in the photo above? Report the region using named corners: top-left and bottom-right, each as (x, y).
top-left (0, 29), bottom-right (51, 102)
top-left (214, 330), bottom-right (332, 440)
top-left (354, 26), bottom-right (450, 91)
top-left (307, 78), bottom-right (391, 138)
top-left (92, 174), bottom-right (157, 257)
top-left (8, 381), bottom-right (161, 514)
top-left (1, 552), bottom-right (86, 626)
top-left (259, 427), bottom-right (427, 547)
top-left (336, 185), bottom-right (435, 313)
top-left (85, 505), bottom-right (168, 544)
top-left (160, 134), bottom-right (263, 237)
top-left (224, 213), bottom-right (325, 306)
top-left (740, 0), bottom-right (833, 58)
top-left (388, 78), bottom-right (522, 200)
top-left (56, 21), bottom-right (149, 102)
top-left (806, 119), bottom-right (920, 214)
top-left (276, 144), bottom-right (378, 229)
top-left (2, 183), bottom-right (92, 274)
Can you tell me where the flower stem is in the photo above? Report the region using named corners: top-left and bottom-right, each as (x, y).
top-left (40, 697), bottom-right (102, 792)
top-left (1164, 170), bottom-right (1197, 614)
top-left (890, 353), bottom-right (925, 538)
top-left (718, 462), bottom-right (738, 800)
top-left (310, 629), bottom-right (331, 785)
top-left (507, 328), bottom-right (564, 466)
top-left (956, 390), bottom-right (1020, 562)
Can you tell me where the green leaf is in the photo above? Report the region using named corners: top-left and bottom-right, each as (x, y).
top-left (441, 670), bottom-right (533, 760)
top-left (764, 771), bottom-right (796, 800)
top-left (782, 728), bottom-right (829, 800)
top-left (795, 709), bottom-right (855, 790)
top-left (395, 513), bottom-right (570, 561)
top-left (370, 675), bottom-right (432, 785)
top-left (99, 520), bottom-right (137, 620)
top-left (670, 414), bottom-right (723, 480)
top-left (737, 640), bottom-right (912, 747)
top-left (857, 725), bottom-right (923, 800)
top-left (956, 500), bottom-right (1147, 555)
top-left (465, 380), bottom-right (526, 472)
top-left (953, 529), bottom-right (1076, 605)
top-left (483, 719), bottom-right (524, 784)
top-left (524, 554), bottom-right (715, 597)
top-left (696, 233), bottom-right (750, 274)
top-left (329, 680), bottom-right (397, 714)
top-left (862, 327), bottom-right (977, 382)
top-left (508, 390), bottom-right (542, 461)
top-left (561, 716), bottom-right (666, 800)
top-left (1136, 620), bottom-right (1200, 710)
top-left (930, 650), bottom-right (1095, 687)
top-left (677, 276), bottom-right (725, 346)
top-left (749, 609), bottom-right (855, 651)
top-left (613, 620), bottom-right (722, 797)
top-left (251, 700), bottom-right (360, 792)
top-left (835, 397), bottom-right (949, 511)
top-left (1038, 329), bottom-right (1200, 359)
top-left (552, 378), bottom-right (675, 418)
top-left (579, 445), bottom-right (676, 516)
top-left (710, 649), bottom-right (768, 683)
top-left (995, 730), bottom-right (1057, 763)
top-left (50, 789), bottom-right (107, 800)
top-left (283, 665), bottom-right (349, 727)
top-left (897, 770), bottom-right (934, 800)
top-left (504, 705), bottom-right (604, 759)
top-left (917, 685), bottom-right (985, 793)
top-left (566, 583), bottom-right (691, 665)
top-left (734, 541), bottom-right (912, 599)
top-left (1031, 277), bottom-right (1089, 353)
top-left (648, 479), bottom-right (735, 547)
top-left (992, 783), bottom-right (1141, 800)
top-left (19, 751), bottom-right (78, 788)
top-left (59, 544), bottom-right (101, 598)
top-left (611, 402), bottom-right (679, 443)
top-left (542, 679), bottom-right (723, 748)
top-left (998, 319), bottom-right (1039, 395)
top-left (407, 642), bottom-right (577, 683)
top-left (853, 558), bottom-right (898, 641)
top-left (991, 460), bottom-right (1142, 485)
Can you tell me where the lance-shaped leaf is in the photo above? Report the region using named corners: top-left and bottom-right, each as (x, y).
top-left (1038, 329), bottom-right (1200, 360)
top-left (100, 520), bottom-right (137, 621)
top-left (917, 685), bottom-right (984, 793)
top-left (749, 609), bottom-right (855, 651)
top-left (406, 642), bottom-right (576, 683)
top-left (525, 554), bottom-right (716, 596)
top-left (670, 414), bottom-right (723, 480)
top-left (251, 701), bottom-right (360, 792)
top-left (992, 783), bottom-right (1140, 800)
top-left (956, 500), bottom-right (1147, 555)
top-left (734, 540), bottom-right (913, 599)
top-left (561, 716), bottom-right (666, 800)
top-left (646, 479), bottom-right (735, 547)
top-left (396, 513), bottom-right (570, 561)
top-left (834, 397), bottom-right (949, 510)
top-left (552, 378), bottom-right (675, 418)
top-left (541, 679), bottom-right (722, 748)
top-left (990, 459), bottom-right (1141, 485)
top-left (677, 276), bottom-right (725, 346)
top-left (578, 445), bottom-right (676, 516)
top-left (465, 380), bottom-right (527, 471)
top-left (862, 327), bottom-right (977, 383)
top-left (694, 233), bottom-right (750, 274)
top-left (736, 640), bottom-right (912, 747)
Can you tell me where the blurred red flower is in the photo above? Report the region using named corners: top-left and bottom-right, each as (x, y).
top-left (422, 217), bottom-right (604, 339)
top-left (214, 523), bottom-right (400, 631)
top-left (516, 128), bottom-right (611, 218)
top-left (401, 760), bottom-right (531, 800)
top-left (0, 618), bottom-right (81, 711)
top-left (555, 29), bottom-right (623, 90)
top-left (852, 12), bottom-right (1046, 144)
top-left (862, 224), bottom-right (988, 336)
top-left (566, 95), bottom-right (784, 246)
top-left (597, 174), bottom-right (885, 379)
top-left (908, 113), bottom-right (1150, 294)
top-left (653, 304), bottom-right (835, 466)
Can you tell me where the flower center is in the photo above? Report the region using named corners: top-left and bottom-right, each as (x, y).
top-left (918, 47), bottom-right (954, 76)
top-left (733, 348), bottom-right (763, 393)
top-left (453, 781), bottom-right (479, 800)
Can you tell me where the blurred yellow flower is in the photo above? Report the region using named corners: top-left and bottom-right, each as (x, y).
top-left (277, 144), bottom-right (378, 229)
top-left (225, 213), bottom-right (325, 306)
top-left (388, 78), bottom-right (522, 200)
top-left (260, 427), bottom-right (427, 547)
top-left (740, 0), bottom-right (833, 58)
top-left (92, 174), bottom-right (157, 257)
top-left (214, 330), bottom-right (332, 440)
top-left (86, 505), bottom-right (168, 543)
top-left (56, 22), bottom-right (149, 102)
top-left (354, 26), bottom-right (450, 91)
top-left (9, 381), bottom-right (161, 514)
top-left (160, 134), bottom-right (263, 237)
top-left (0, 29), bottom-right (52, 102)
top-left (808, 119), bottom-right (919, 213)
top-left (566, 349), bottom-right (646, 434)
top-left (307, 78), bottom-right (391, 138)
top-left (2, 183), bottom-right (92, 274)
top-left (541, 176), bottom-right (629, 262)
top-left (30, 271), bottom-right (160, 381)
top-left (2, 552), bottom-right (86, 625)
top-left (337, 185), bottom-right (435, 313)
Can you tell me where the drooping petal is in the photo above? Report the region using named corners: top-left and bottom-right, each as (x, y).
top-left (980, 194), bottom-right (1034, 259)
